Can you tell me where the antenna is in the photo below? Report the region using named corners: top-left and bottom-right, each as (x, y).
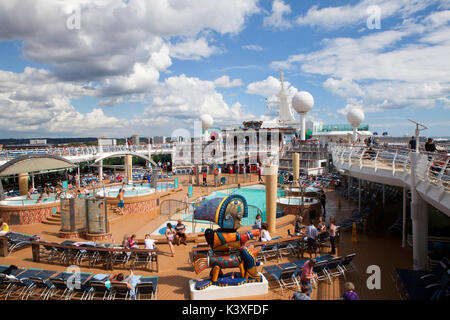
top-left (408, 119), bottom-right (428, 131)
top-left (408, 119), bottom-right (428, 152)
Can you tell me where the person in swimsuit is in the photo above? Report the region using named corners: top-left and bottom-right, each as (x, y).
top-left (165, 223), bottom-right (176, 257)
top-left (117, 188), bottom-right (125, 215)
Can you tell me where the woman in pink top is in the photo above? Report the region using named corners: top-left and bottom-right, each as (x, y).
top-left (329, 216), bottom-right (337, 255)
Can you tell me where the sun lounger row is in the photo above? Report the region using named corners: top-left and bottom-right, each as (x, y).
top-left (35, 241), bottom-right (158, 272)
top-left (393, 258), bottom-right (449, 301)
top-left (0, 265), bottom-right (158, 300)
top-left (262, 254), bottom-right (357, 295)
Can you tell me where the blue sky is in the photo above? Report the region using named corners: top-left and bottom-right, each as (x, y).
top-left (0, 0), bottom-right (449, 138)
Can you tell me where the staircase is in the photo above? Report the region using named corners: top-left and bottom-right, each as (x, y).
top-left (42, 211), bottom-right (61, 225)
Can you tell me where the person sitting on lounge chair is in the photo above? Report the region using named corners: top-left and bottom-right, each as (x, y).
top-left (174, 220), bottom-right (187, 246)
top-left (113, 270), bottom-right (136, 299)
top-left (260, 223), bottom-right (272, 242)
top-left (0, 218), bottom-right (10, 236)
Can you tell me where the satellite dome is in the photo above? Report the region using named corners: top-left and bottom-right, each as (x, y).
top-left (292, 91), bottom-right (314, 114)
top-left (200, 114), bottom-right (214, 130)
top-left (346, 108), bottom-right (365, 128)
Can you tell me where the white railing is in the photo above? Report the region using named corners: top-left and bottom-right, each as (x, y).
top-left (331, 145), bottom-right (449, 192)
top-left (0, 144), bottom-right (176, 162)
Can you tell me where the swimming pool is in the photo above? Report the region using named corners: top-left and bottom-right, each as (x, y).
top-left (151, 184), bottom-right (286, 235)
top-left (0, 195), bottom-right (59, 206)
top-left (95, 182), bottom-right (175, 197)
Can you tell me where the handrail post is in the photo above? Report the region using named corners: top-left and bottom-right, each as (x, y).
top-left (360, 147), bottom-right (365, 169)
top-left (392, 150), bottom-right (398, 175)
top-left (374, 150), bottom-right (379, 171)
top-left (437, 158), bottom-right (449, 188)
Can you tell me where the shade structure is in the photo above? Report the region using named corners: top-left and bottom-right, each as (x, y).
top-left (0, 154), bottom-right (76, 176)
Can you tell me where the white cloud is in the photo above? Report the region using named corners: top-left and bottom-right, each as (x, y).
top-left (263, 0), bottom-right (292, 29)
top-left (242, 44), bottom-right (263, 52)
top-left (169, 37), bottom-right (224, 60)
top-left (213, 75), bottom-right (243, 88)
top-left (295, 0), bottom-right (438, 30)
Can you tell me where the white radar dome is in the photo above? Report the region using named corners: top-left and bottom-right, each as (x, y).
top-left (200, 114), bottom-right (214, 130)
top-left (292, 91), bottom-right (314, 114)
top-left (347, 108), bottom-right (365, 128)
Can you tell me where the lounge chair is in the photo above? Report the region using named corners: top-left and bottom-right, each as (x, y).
top-left (394, 258), bottom-right (448, 289)
top-left (263, 264), bottom-right (300, 295)
top-left (131, 251), bottom-right (152, 271)
top-left (85, 274), bottom-right (112, 300)
top-left (277, 240), bottom-right (297, 259)
top-left (5, 232), bottom-right (39, 255)
top-left (46, 271), bottom-right (92, 300)
top-left (337, 253), bottom-right (357, 280)
top-left (258, 242), bottom-right (279, 264)
top-left (135, 276), bottom-right (158, 300)
top-left (4, 268), bottom-right (44, 300)
top-left (310, 260), bottom-right (329, 289)
top-left (110, 281), bottom-right (132, 300)
top-left (324, 257), bottom-right (344, 283)
top-left (403, 270), bottom-right (450, 300)
top-left (23, 270), bottom-right (58, 300)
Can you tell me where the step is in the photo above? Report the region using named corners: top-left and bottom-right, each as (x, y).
top-left (42, 220), bottom-right (60, 225)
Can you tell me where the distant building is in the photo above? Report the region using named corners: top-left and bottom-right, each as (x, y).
top-left (131, 135), bottom-right (140, 145)
top-left (30, 139), bottom-right (47, 145)
top-left (153, 136), bottom-right (166, 144)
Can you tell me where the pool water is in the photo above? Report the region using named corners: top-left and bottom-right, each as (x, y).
top-left (204, 185), bottom-right (285, 226)
top-left (95, 182), bottom-right (175, 197)
top-left (151, 185), bottom-right (285, 235)
top-left (0, 195), bottom-right (58, 206)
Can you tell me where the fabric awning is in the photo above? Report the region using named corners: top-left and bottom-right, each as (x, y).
top-left (0, 154), bottom-right (76, 176)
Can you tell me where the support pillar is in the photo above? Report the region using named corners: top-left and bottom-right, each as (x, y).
top-left (382, 184), bottom-right (385, 207)
top-left (402, 187), bottom-right (407, 248)
top-left (410, 152), bottom-right (428, 270)
top-left (18, 172), bottom-right (29, 196)
top-left (98, 160), bottom-right (103, 182)
top-left (358, 178), bottom-right (361, 213)
top-left (292, 153), bottom-right (300, 183)
top-left (263, 164), bottom-right (278, 235)
top-left (126, 155), bottom-right (133, 183)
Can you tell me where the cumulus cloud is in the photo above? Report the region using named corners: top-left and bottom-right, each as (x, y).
top-left (263, 0), bottom-right (292, 29)
top-left (273, 5), bottom-right (450, 114)
top-left (213, 75), bottom-right (243, 88)
top-left (0, 0), bottom-right (261, 136)
top-left (295, 0), bottom-right (438, 30)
